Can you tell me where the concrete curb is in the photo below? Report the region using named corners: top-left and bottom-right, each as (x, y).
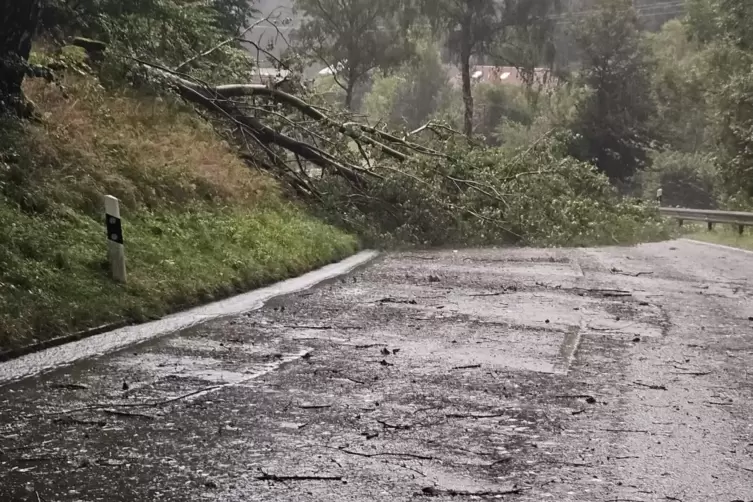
top-left (0, 250), bottom-right (378, 384)
top-left (0, 321), bottom-right (132, 363)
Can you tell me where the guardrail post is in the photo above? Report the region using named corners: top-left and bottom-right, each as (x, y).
top-left (708, 221), bottom-right (713, 231)
top-left (104, 195), bottom-right (127, 283)
top-left (739, 224), bottom-right (744, 236)
top-left (678, 219), bottom-right (683, 227)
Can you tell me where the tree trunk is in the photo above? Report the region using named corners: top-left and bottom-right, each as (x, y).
top-left (0, 0), bottom-right (43, 115)
top-left (459, 19), bottom-right (474, 138)
top-left (344, 78), bottom-right (355, 111)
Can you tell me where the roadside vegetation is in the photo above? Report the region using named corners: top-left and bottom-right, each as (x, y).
top-left (2, 0), bottom-right (752, 348)
top-left (685, 225), bottom-right (753, 251)
top-left (0, 75), bottom-right (356, 350)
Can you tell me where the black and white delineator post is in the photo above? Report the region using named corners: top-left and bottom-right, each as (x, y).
top-left (104, 195), bottom-right (127, 283)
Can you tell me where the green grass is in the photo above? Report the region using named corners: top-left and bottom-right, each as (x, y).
top-left (686, 225), bottom-right (753, 251)
top-left (0, 73), bottom-right (358, 351)
top-left (0, 201), bottom-right (356, 350)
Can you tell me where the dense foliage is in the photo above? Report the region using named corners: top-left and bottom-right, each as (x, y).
top-left (43, 0), bottom-right (257, 81)
top-left (565, 0), bottom-right (657, 182)
top-left (314, 135), bottom-right (668, 247)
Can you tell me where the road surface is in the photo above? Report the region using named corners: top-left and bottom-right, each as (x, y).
top-left (1, 240), bottom-right (752, 501)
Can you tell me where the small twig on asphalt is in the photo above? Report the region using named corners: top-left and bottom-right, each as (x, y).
top-left (613, 456), bottom-right (640, 460)
top-left (610, 268), bottom-right (654, 277)
top-left (725, 460), bottom-right (753, 474)
top-left (376, 297), bottom-right (418, 305)
top-left (553, 394), bottom-right (597, 403)
top-left (600, 429), bottom-right (650, 434)
top-left (664, 496), bottom-right (683, 501)
top-left (705, 401), bottom-right (733, 406)
top-left (416, 486), bottom-right (526, 497)
top-left (283, 325), bottom-right (334, 330)
top-left (102, 409), bottom-right (156, 420)
top-left (398, 463), bottom-right (428, 477)
top-left (328, 446), bottom-right (434, 461)
top-left (467, 291), bottom-right (508, 297)
top-left (16, 456), bottom-right (63, 462)
top-left (338, 376), bottom-right (366, 385)
top-left (586, 322), bottom-right (639, 332)
top-left (298, 404), bottom-right (333, 410)
top-left (257, 468), bottom-right (342, 482)
top-left (53, 417), bottom-right (107, 427)
top-left (35, 492), bottom-right (42, 502)
top-left (602, 292), bottom-right (633, 298)
top-left (40, 385), bottom-right (225, 417)
top-left (572, 408), bottom-right (586, 415)
top-left (404, 255), bottom-right (437, 260)
top-left (451, 364), bottom-right (481, 370)
top-left (377, 419), bottom-right (412, 430)
top-left (488, 459), bottom-right (512, 468)
top-left (445, 412), bottom-right (505, 419)
top-left (552, 461), bottom-right (592, 467)
top-left (633, 381), bottom-right (668, 391)
top-left (671, 371), bottom-right (711, 376)
top-left (51, 383), bottom-right (90, 390)
top-left (354, 344), bottom-right (388, 349)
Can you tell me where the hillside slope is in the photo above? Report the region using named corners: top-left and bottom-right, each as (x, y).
top-left (0, 75), bottom-right (358, 351)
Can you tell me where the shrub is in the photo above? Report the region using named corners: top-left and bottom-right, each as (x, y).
top-left (473, 83), bottom-right (533, 145)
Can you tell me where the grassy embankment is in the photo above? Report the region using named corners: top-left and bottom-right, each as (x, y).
top-left (686, 225), bottom-right (753, 251)
top-left (0, 76), bottom-right (358, 351)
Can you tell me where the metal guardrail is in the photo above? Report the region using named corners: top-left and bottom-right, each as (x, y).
top-left (659, 207), bottom-right (753, 234)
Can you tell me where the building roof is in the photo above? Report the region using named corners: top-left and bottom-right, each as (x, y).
top-left (447, 65), bottom-right (555, 88)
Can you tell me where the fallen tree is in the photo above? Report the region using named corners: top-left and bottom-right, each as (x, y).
top-left (139, 61), bottom-right (491, 200)
top-left (131, 58), bottom-right (668, 247)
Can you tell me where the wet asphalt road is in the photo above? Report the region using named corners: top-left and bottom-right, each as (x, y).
top-left (1, 240), bottom-right (752, 502)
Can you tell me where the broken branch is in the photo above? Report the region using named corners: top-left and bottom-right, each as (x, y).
top-left (633, 381), bottom-right (668, 391)
top-left (451, 364), bottom-right (481, 370)
top-left (417, 486), bottom-right (525, 497)
top-left (328, 446), bottom-right (434, 461)
top-left (257, 469), bottom-right (342, 482)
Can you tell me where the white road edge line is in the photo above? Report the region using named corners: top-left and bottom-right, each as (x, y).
top-left (0, 250), bottom-right (378, 385)
top-left (680, 238), bottom-right (753, 256)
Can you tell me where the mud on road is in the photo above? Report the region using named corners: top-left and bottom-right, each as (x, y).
top-left (1, 241), bottom-right (752, 501)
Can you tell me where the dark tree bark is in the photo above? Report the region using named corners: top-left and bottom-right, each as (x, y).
top-left (344, 66), bottom-right (356, 111)
top-left (0, 0), bottom-right (44, 115)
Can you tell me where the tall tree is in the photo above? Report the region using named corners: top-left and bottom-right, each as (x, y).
top-left (685, 0), bottom-right (753, 201)
top-left (0, 0), bottom-right (44, 115)
top-left (567, 0), bottom-right (657, 182)
top-left (422, 0), bottom-right (558, 137)
top-left (647, 20), bottom-right (710, 153)
top-left (292, 0), bottom-right (415, 110)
